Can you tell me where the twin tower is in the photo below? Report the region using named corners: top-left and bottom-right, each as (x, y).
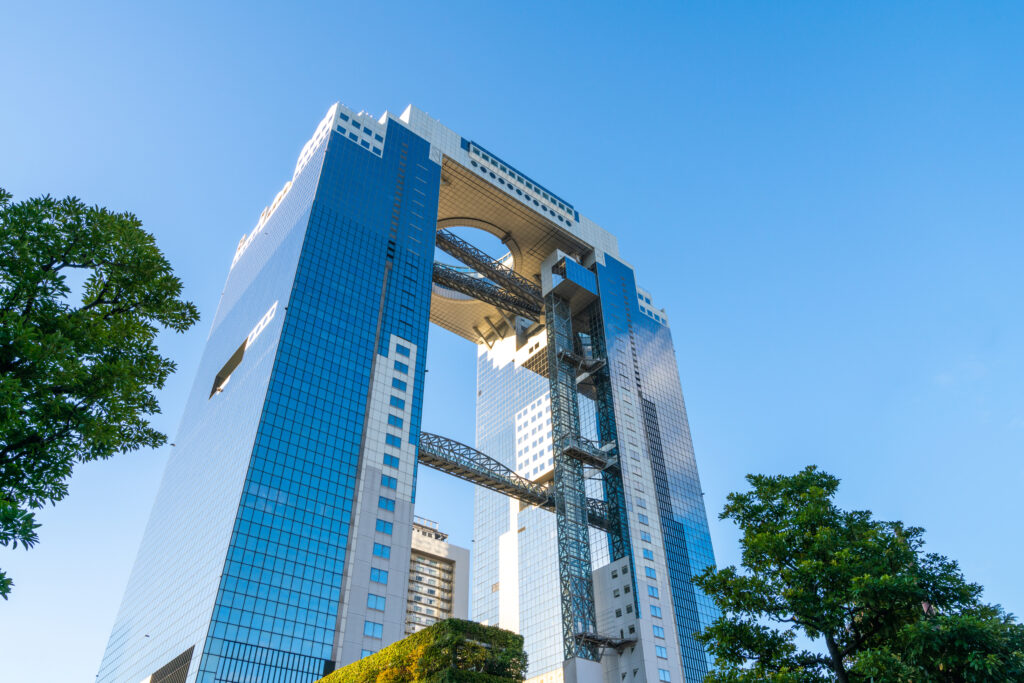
top-left (97, 102), bottom-right (718, 683)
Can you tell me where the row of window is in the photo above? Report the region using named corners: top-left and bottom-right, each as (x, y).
top-left (365, 357), bottom-right (407, 648)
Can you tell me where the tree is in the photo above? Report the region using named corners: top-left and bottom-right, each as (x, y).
top-left (0, 188), bottom-right (199, 598)
top-left (693, 466), bottom-right (1024, 682)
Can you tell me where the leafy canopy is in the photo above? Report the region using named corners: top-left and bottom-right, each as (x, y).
top-left (0, 188), bottom-right (198, 598)
top-left (693, 466), bottom-right (1024, 682)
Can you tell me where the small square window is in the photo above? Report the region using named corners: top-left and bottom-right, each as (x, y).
top-left (394, 360), bottom-right (409, 374)
top-left (395, 344), bottom-right (410, 357)
top-left (390, 396), bottom-right (405, 410)
top-left (392, 378), bottom-right (407, 391)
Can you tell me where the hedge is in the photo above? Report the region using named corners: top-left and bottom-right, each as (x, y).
top-left (320, 619), bottom-right (527, 683)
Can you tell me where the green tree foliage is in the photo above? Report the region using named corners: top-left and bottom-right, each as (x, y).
top-left (693, 466), bottom-right (1024, 682)
top-left (322, 619), bottom-right (527, 683)
top-left (0, 188), bottom-right (198, 598)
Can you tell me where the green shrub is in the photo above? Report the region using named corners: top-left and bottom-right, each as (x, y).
top-left (320, 619), bottom-right (527, 683)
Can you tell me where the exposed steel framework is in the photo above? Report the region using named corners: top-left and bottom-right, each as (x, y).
top-left (424, 233), bottom-right (635, 663)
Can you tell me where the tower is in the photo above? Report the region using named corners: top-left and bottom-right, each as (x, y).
top-left (98, 102), bottom-right (718, 683)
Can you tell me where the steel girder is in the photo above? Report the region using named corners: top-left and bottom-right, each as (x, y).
top-left (582, 304), bottom-right (633, 565)
top-left (432, 263), bottom-right (541, 321)
top-left (417, 432), bottom-right (550, 507)
top-left (546, 292), bottom-right (600, 661)
top-left (416, 431), bottom-right (612, 533)
top-left (435, 229), bottom-right (543, 305)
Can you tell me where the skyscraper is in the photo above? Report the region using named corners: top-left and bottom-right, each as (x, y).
top-left (97, 101), bottom-right (717, 683)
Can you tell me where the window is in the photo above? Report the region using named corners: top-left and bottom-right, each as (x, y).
top-left (392, 378), bottom-right (407, 391)
top-left (388, 415), bottom-right (403, 428)
top-left (648, 585), bottom-right (659, 598)
top-left (638, 513), bottom-right (649, 525)
top-left (385, 434), bottom-right (401, 448)
top-left (645, 567), bottom-right (657, 579)
top-left (383, 454), bottom-right (400, 468)
top-left (655, 645), bottom-right (668, 659)
top-left (378, 496), bottom-right (395, 511)
top-left (653, 625), bottom-right (666, 639)
top-left (650, 605), bottom-right (662, 618)
top-left (373, 543), bottom-right (391, 559)
top-left (658, 669), bottom-right (671, 681)
top-left (375, 519), bottom-right (393, 534)
top-left (363, 621), bottom-right (383, 638)
top-left (637, 498), bottom-right (647, 509)
top-left (640, 531), bottom-right (652, 542)
top-left (395, 344), bottom-right (410, 357)
top-left (390, 396), bottom-right (405, 409)
top-left (361, 649), bottom-right (374, 658)
top-left (370, 568), bottom-right (388, 584)
top-left (367, 594), bottom-right (386, 611)
top-left (381, 475), bottom-right (398, 489)
top-left (643, 548), bottom-right (654, 560)
top-left (393, 360), bottom-right (408, 373)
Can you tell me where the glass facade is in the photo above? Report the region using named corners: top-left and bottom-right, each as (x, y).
top-left (472, 254), bottom-right (718, 682)
top-left (97, 106), bottom-right (439, 683)
top-left (593, 255), bottom-right (718, 680)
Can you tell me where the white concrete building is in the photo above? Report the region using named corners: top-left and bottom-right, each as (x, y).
top-left (405, 517), bottom-right (469, 634)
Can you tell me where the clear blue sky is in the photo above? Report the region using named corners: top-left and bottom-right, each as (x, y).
top-left (2, 2), bottom-right (1022, 681)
